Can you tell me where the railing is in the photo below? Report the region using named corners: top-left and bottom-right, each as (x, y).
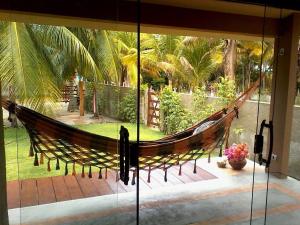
top-left (61, 85), bottom-right (78, 103)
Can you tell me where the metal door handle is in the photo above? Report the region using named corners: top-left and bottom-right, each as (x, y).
top-left (254, 120), bottom-right (274, 168)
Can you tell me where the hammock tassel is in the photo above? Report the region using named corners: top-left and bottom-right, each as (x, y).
top-left (193, 159), bottom-right (197, 174)
top-left (105, 167), bottom-right (108, 179)
top-left (40, 152), bottom-right (44, 165)
top-left (29, 144), bottom-right (34, 157)
top-left (179, 164), bottom-right (182, 176)
top-left (131, 170), bottom-right (136, 185)
top-left (72, 163), bottom-right (76, 176)
top-left (164, 169), bottom-right (168, 182)
top-left (147, 166), bottom-right (151, 183)
top-left (47, 159), bottom-right (51, 172)
top-left (98, 168), bottom-right (102, 179)
top-left (65, 163), bottom-right (68, 176)
top-left (88, 166), bottom-right (92, 178)
top-left (81, 166), bottom-right (85, 178)
top-left (34, 153), bottom-right (39, 166)
top-left (56, 158), bottom-right (60, 170)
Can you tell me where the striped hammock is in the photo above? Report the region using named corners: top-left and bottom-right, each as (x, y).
top-left (2, 80), bottom-right (259, 184)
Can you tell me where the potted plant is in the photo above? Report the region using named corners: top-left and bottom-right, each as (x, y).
top-left (224, 143), bottom-right (249, 170)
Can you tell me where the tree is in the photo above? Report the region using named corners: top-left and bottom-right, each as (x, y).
top-left (0, 22), bottom-right (100, 114)
top-left (112, 32), bottom-right (160, 87)
top-left (224, 39), bottom-right (237, 80)
top-left (181, 37), bottom-right (223, 90)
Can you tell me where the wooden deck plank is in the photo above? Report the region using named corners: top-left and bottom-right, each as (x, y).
top-left (7, 164), bottom-right (216, 208)
top-left (118, 171), bottom-right (137, 192)
top-left (105, 170), bottom-right (126, 193)
top-left (169, 166), bottom-right (197, 183)
top-left (139, 170), bottom-right (162, 189)
top-left (37, 178), bottom-right (56, 205)
top-left (63, 175), bottom-right (83, 200)
top-left (150, 170), bottom-right (172, 187)
top-left (154, 169), bottom-right (184, 185)
top-left (89, 173), bottom-right (114, 196)
top-left (138, 178), bottom-right (152, 192)
top-left (7, 180), bottom-right (20, 209)
top-left (75, 174), bottom-right (102, 198)
top-left (52, 176), bottom-right (71, 202)
top-left (185, 162), bottom-right (216, 180)
top-left (20, 179), bottom-right (38, 207)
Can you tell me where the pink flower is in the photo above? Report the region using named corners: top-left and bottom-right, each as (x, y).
top-left (224, 143), bottom-right (249, 161)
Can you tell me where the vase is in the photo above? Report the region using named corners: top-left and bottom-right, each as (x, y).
top-left (228, 159), bottom-right (247, 170)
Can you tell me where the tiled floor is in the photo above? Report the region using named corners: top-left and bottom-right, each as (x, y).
top-left (8, 158), bottom-right (300, 225)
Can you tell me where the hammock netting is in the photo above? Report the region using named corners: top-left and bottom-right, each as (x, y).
top-left (2, 80), bottom-right (259, 183)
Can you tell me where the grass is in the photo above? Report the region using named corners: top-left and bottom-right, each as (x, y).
top-left (4, 122), bottom-right (165, 181)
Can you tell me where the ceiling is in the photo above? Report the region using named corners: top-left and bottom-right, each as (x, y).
top-left (142, 0), bottom-right (296, 18)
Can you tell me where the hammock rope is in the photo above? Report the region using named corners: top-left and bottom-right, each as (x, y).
top-left (1, 79), bottom-right (259, 183)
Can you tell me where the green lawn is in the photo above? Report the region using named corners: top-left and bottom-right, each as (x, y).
top-left (4, 123), bottom-right (165, 181)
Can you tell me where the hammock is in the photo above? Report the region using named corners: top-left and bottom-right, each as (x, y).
top-left (2, 80), bottom-right (259, 184)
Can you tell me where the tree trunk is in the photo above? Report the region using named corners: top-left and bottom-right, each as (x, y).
top-left (224, 39), bottom-right (237, 80)
top-left (120, 66), bottom-right (127, 86)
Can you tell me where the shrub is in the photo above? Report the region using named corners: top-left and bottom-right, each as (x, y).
top-left (119, 89), bottom-right (137, 123)
top-left (214, 77), bottom-right (236, 107)
top-left (192, 86), bottom-right (215, 122)
top-left (160, 87), bottom-right (193, 134)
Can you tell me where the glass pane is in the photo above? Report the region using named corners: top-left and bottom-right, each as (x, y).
top-left (1, 1), bottom-right (138, 225)
top-left (288, 39), bottom-right (300, 180)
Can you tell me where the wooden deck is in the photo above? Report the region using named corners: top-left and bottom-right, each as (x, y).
top-left (6, 162), bottom-right (216, 209)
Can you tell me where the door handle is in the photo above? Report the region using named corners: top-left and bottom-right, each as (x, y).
top-left (254, 120), bottom-right (274, 168)
top-left (119, 126), bottom-right (130, 185)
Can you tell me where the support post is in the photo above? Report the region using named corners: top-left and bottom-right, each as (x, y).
top-left (79, 80), bottom-right (85, 116)
top-left (0, 82), bottom-right (9, 225)
top-left (269, 14), bottom-right (300, 178)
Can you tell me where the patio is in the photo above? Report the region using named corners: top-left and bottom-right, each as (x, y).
top-left (8, 158), bottom-right (300, 225)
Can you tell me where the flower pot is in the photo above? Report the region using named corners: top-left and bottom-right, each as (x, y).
top-left (228, 159), bottom-right (247, 170)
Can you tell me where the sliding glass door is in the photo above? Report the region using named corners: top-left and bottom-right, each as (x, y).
top-left (1, 1), bottom-right (139, 225)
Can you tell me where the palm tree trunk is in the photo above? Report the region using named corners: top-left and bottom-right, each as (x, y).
top-left (224, 39), bottom-right (237, 80)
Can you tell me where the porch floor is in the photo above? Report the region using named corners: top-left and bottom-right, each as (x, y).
top-left (7, 161), bottom-right (216, 209)
top-left (8, 158), bottom-right (300, 225)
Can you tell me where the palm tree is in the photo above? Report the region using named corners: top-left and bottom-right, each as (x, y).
top-left (154, 35), bottom-right (185, 89)
top-left (0, 22), bottom-right (100, 114)
top-left (67, 28), bottom-right (122, 117)
top-left (112, 32), bottom-right (160, 87)
top-left (181, 37), bottom-right (223, 90)
top-left (237, 40), bottom-right (273, 91)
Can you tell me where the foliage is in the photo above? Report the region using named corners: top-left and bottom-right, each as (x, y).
top-left (181, 37), bottom-right (223, 89)
top-left (214, 77), bottom-right (236, 107)
top-left (160, 87), bottom-right (193, 134)
top-left (84, 82), bottom-right (105, 114)
top-left (119, 89), bottom-right (137, 123)
top-left (192, 86), bottom-right (215, 122)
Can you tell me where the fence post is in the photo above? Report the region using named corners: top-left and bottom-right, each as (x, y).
top-left (79, 81), bottom-right (85, 116)
top-left (147, 88), bottom-right (151, 126)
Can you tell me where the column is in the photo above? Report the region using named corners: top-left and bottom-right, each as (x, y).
top-left (270, 14), bottom-right (300, 177)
